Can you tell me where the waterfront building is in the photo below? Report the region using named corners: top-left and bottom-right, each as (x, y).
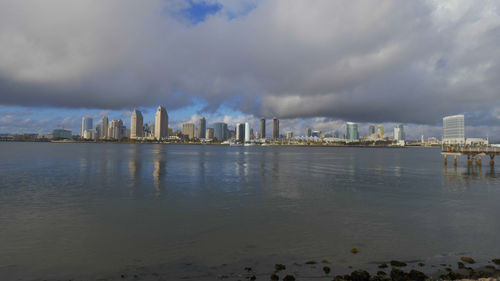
top-left (81, 117), bottom-right (93, 137)
top-left (369, 125), bottom-right (375, 136)
top-left (346, 122), bottom-right (359, 141)
top-left (109, 119), bottom-right (124, 140)
top-left (286, 131), bottom-right (293, 139)
top-left (182, 123), bottom-right (195, 139)
top-left (206, 128), bottom-right (214, 139)
top-left (83, 129), bottom-right (97, 140)
top-left (168, 128), bottom-right (173, 137)
top-left (130, 109), bottom-right (144, 139)
top-left (244, 122), bottom-right (250, 142)
top-left (376, 125), bottom-right (384, 139)
top-left (101, 116), bottom-right (109, 139)
top-left (305, 128), bottom-right (312, 137)
top-left (52, 129), bottom-right (72, 139)
top-left (273, 117), bottom-right (279, 139)
top-left (198, 117), bottom-right (206, 139)
top-left (311, 130), bottom-right (321, 138)
top-left (260, 118), bottom-right (266, 139)
top-left (154, 106), bottom-right (168, 140)
top-left (393, 124), bottom-right (405, 142)
top-left (443, 114), bottom-right (465, 144)
top-left (214, 122), bottom-right (228, 141)
top-left (236, 123), bottom-right (245, 142)
top-left (95, 124), bottom-right (102, 139)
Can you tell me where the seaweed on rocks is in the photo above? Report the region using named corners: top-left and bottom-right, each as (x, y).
top-left (270, 273), bottom-right (279, 281)
top-left (378, 263), bottom-right (388, 269)
top-left (460, 256), bottom-right (475, 264)
top-left (408, 269), bottom-right (427, 281)
top-left (390, 268), bottom-right (408, 281)
top-left (390, 260), bottom-right (407, 267)
top-left (274, 264), bottom-right (286, 271)
top-left (323, 266), bottom-right (331, 274)
top-left (350, 270), bottom-right (370, 281)
top-left (351, 248), bottom-right (359, 254)
top-left (282, 274), bottom-right (295, 281)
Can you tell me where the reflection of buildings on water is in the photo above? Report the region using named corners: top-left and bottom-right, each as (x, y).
top-left (128, 145), bottom-right (143, 189)
top-left (152, 145), bottom-right (167, 196)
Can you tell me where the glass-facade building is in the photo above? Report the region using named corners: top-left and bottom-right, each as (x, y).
top-left (214, 122), bottom-right (228, 141)
top-left (346, 122), bottom-right (359, 141)
top-left (443, 114), bottom-right (465, 144)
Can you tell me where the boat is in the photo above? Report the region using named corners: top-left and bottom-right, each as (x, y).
top-left (244, 143), bottom-right (256, 146)
top-left (230, 143), bottom-right (243, 147)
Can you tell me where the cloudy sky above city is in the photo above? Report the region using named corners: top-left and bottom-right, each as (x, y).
top-left (1, 0), bottom-right (500, 139)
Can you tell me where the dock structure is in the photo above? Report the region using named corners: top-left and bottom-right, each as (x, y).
top-left (442, 146), bottom-right (499, 167)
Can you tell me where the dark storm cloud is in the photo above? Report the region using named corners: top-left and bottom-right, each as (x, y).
top-left (0, 0), bottom-right (500, 126)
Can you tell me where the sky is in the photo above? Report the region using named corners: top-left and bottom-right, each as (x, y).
top-left (0, 0), bottom-right (500, 140)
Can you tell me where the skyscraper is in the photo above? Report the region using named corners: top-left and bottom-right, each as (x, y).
top-left (101, 116), bottom-right (109, 139)
top-left (305, 128), bottom-right (312, 137)
top-left (198, 117), bottom-right (206, 139)
top-left (393, 124), bottom-right (405, 142)
top-left (214, 122), bottom-right (228, 141)
top-left (130, 109), bottom-right (144, 139)
top-left (376, 125), bottom-right (384, 139)
top-left (273, 117), bottom-right (279, 139)
top-left (346, 122), bottom-right (359, 141)
top-left (109, 119), bottom-right (124, 140)
top-left (260, 118), bottom-right (266, 139)
top-left (244, 122), bottom-right (250, 142)
top-left (206, 128), bottom-right (214, 139)
top-left (368, 125), bottom-right (375, 135)
top-left (443, 114), bottom-right (465, 144)
top-left (286, 131), bottom-right (293, 139)
top-left (81, 117), bottom-right (93, 137)
top-left (182, 123), bottom-right (195, 139)
top-left (154, 106), bottom-right (168, 140)
top-left (236, 123), bottom-right (245, 142)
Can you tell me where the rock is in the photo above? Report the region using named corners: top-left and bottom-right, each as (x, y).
top-left (378, 263), bottom-right (388, 269)
top-left (321, 259), bottom-right (330, 264)
top-left (305, 260), bottom-right (316, 265)
top-left (283, 274), bottom-right (295, 281)
top-left (390, 260), bottom-right (407, 267)
top-left (249, 275), bottom-right (256, 281)
top-left (350, 270), bottom-right (370, 281)
top-left (390, 269), bottom-right (408, 281)
top-left (440, 271), bottom-right (464, 280)
top-left (445, 267), bottom-right (452, 272)
top-left (485, 265), bottom-right (496, 270)
top-left (460, 256), bottom-right (475, 264)
top-left (376, 271), bottom-right (386, 276)
top-left (245, 267), bottom-right (252, 272)
top-left (270, 273), bottom-right (279, 281)
top-left (408, 269), bottom-right (427, 281)
top-left (457, 262), bottom-right (465, 269)
top-left (323, 266), bottom-right (331, 274)
top-left (417, 262), bottom-right (425, 267)
top-left (492, 258), bottom-right (500, 265)
top-left (351, 248), bottom-right (359, 254)
top-left (275, 264), bottom-right (286, 271)
top-left (334, 274), bottom-right (344, 281)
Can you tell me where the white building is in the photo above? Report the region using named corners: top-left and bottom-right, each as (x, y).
top-left (109, 119), bottom-right (124, 140)
top-left (244, 122), bottom-right (250, 142)
top-left (130, 109), bottom-right (144, 139)
top-left (393, 124), bottom-right (405, 142)
top-left (443, 114), bottom-right (465, 144)
top-left (154, 106), bottom-right (168, 140)
top-left (81, 117), bottom-right (93, 137)
top-left (83, 129), bottom-right (97, 140)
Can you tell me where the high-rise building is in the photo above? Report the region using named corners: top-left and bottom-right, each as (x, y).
top-left (311, 130), bottom-right (321, 138)
top-left (100, 116), bottom-right (109, 139)
top-left (260, 118), bottom-right (266, 139)
top-left (368, 125), bottom-right (375, 136)
top-left (214, 123), bottom-right (228, 141)
top-left (244, 122), bottom-right (250, 142)
top-left (305, 128), bottom-right (312, 137)
top-left (273, 117), bottom-right (279, 139)
top-left (182, 123), bottom-right (195, 139)
top-left (130, 109), bottom-right (144, 139)
top-left (109, 119), bottom-right (124, 140)
top-left (286, 131), bottom-right (293, 139)
top-left (206, 128), bottom-right (214, 139)
top-left (346, 122), bottom-right (359, 141)
top-left (154, 106), bottom-right (168, 140)
top-left (443, 114), bottom-right (465, 144)
top-left (393, 124), bottom-right (405, 142)
top-left (198, 117), bottom-right (206, 139)
top-left (236, 123), bottom-right (245, 142)
top-left (81, 117), bottom-right (93, 137)
top-left (376, 125), bottom-right (384, 139)
top-left (83, 129), bottom-right (97, 140)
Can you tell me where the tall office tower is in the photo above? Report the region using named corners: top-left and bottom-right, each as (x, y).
top-left (101, 116), bottom-right (109, 139)
top-left (130, 109), bottom-right (144, 139)
top-left (260, 118), bottom-right (266, 139)
top-left (443, 114), bottom-right (465, 144)
top-left (182, 123), bottom-right (195, 139)
top-left (244, 122), bottom-right (250, 142)
top-left (369, 125), bottom-right (375, 135)
top-left (376, 125), bottom-right (384, 139)
top-left (236, 123), bottom-right (245, 142)
top-left (198, 117), bottom-right (206, 139)
top-left (393, 124), bottom-right (405, 141)
top-left (81, 117), bottom-right (93, 137)
top-left (95, 124), bottom-right (102, 138)
top-left (214, 123), bottom-right (228, 141)
top-left (305, 128), bottom-right (312, 137)
top-left (346, 122), bottom-right (359, 141)
top-left (206, 128), bottom-right (214, 139)
top-left (273, 117), bottom-right (279, 139)
top-left (287, 131), bottom-right (293, 139)
top-left (109, 119), bottom-right (124, 140)
top-left (154, 106), bottom-right (168, 140)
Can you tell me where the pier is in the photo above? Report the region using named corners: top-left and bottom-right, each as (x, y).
top-left (442, 146), bottom-right (499, 167)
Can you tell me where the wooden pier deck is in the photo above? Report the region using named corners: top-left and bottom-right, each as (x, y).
top-left (441, 146), bottom-right (498, 166)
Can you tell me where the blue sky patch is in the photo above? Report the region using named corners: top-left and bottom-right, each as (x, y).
top-left (183, 0), bottom-right (222, 24)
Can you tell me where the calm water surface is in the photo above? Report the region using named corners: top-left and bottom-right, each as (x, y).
top-left (0, 143), bottom-right (499, 278)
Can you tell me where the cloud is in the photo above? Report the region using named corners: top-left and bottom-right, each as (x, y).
top-left (0, 0), bottom-right (500, 129)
